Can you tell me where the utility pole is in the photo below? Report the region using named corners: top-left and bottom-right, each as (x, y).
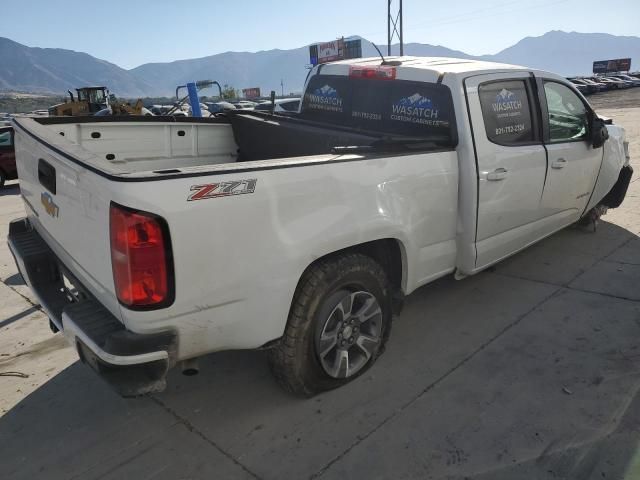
top-left (280, 79), bottom-right (284, 97)
top-left (387, 0), bottom-right (404, 56)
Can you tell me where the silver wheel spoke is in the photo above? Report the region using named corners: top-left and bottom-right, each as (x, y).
top-left (328, 349), bottom-right (349, 378)
top-left (356, 297), bottom-right (381, 325)
top-left (318, 333), bottom-right (337, 358)
top-left (356, 334), bottom-right (379, 359)
top-left (342, 294), bottom-right (354, 317)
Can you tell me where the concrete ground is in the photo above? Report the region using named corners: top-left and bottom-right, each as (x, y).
top-left (1, 89), bottom-right (640, 480)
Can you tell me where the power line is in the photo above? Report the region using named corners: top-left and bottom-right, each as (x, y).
top-left (363, 0), bottom-right (573, 41)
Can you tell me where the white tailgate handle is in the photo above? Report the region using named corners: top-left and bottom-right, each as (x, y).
top-left (551, 158), bottom-right (568, 169)
top-left (486, 168), bottom-right (508, 181)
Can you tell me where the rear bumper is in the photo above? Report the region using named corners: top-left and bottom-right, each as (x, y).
top-left (7, 218), bottom-right (177, 396)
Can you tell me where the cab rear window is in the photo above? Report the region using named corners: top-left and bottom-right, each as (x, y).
top-left (302, 74), bottom-right (457, 145)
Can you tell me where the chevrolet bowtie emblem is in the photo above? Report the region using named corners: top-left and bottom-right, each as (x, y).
top-left (41, 192), bottom-right (59, 218)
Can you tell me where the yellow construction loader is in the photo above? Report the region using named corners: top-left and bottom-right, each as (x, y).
top-left (48, 87), bottom-right (109, 116)
top-left (48, 87), bottom-right (147, 116)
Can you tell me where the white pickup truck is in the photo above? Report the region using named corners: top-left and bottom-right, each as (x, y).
top-left (8, 57), bottom-right (632, 397)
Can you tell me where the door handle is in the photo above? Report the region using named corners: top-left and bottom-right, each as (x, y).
top-left (487, 168), bottom-right (508, 181)
top-left (551, 158), bottom-right (567, 169)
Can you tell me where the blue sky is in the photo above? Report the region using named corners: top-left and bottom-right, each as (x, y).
top-left (3, 0), bottom-right (639, 69)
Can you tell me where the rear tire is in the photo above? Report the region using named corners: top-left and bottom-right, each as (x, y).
top-left (268, 253), bottom-right (392, 397)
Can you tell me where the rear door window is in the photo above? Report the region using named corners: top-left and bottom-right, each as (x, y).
top-left (478, 80), bottom-right (537, 145)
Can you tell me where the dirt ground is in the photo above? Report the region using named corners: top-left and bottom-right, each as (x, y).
top-left (588, 86), bottom-right (640, 110)
top-left (0, 88), bottom-right (639, 480)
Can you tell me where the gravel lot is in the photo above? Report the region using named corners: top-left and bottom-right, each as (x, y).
top-left (0, 88), bottom-right (639, 480)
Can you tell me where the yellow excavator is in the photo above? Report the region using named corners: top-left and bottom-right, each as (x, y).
top-left (48, 87), bottom-right (147, 116)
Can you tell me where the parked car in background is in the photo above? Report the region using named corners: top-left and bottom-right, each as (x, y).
top-left (254, 98), bottom-right (301, 113)
top-left (603, 77), bottom-right (632, 89)
top-left (0, 126), bottom-right (17, 188)
top-left (579, 78), bottom-right (608, 92)
top-left (568, 79), bottom-right (593, 95)
top-left (182, 103), bottom-right (214, 117)
top-left (594, 77), bottom-right (624, 90)
top-left (233, 101), bottom-right (257, 110)
top-left (611, 74), bottom-right (640, 87)
top-left (204, 101), bottom-right (237, 114)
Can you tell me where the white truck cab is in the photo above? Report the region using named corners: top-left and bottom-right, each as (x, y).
top-left (8, 57), bottom-right (632, 396)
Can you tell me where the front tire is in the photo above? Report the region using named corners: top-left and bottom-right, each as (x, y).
top-left (268, 253), bottom-right (392, 397)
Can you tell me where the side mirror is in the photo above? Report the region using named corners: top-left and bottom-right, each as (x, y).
top-left (591, 117), bottom-right (609, 149)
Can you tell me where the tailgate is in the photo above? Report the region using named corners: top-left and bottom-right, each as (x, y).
top-left (12, 118), bottom-right (121, 320)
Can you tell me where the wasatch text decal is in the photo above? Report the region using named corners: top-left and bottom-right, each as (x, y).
top-left (305, 85), bottom-right (343, 113)
top-left (492, 89), bottom-right (522, 113)
top-left (490, 88), bottom-right (526, 137)
top-left (390, 93), bottom-right (447, 127)
top-left (188, 179), bottom-right (257, 201)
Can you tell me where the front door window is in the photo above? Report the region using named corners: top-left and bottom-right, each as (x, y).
top-left (543, 82), bottom-right (588, 142)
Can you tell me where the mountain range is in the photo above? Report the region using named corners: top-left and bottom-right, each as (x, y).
top-left (0, 37), bottom-right (153, 97)
top-left (1, 31), bottom-right (639, 98)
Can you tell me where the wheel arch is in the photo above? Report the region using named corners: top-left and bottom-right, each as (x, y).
top-left (298, 238), bottom-right (407, 315)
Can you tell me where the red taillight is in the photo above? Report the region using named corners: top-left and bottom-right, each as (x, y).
top-left (349, 65), bottom-right (396, 80)
top-left (109, 203), bottom-right (173, 309)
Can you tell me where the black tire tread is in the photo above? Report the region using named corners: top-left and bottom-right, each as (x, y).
top-left (268, 253), bottom-right (390, 396)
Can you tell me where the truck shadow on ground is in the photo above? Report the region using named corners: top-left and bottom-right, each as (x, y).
top-left (4, 272), bottom-right (24, 286)
top-left (1, 219), bottom-right (640, 479)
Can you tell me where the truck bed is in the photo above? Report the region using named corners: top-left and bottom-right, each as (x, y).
top-left (15, 116), bottom-right (239, 175)
top-left (14, 113), bottom-right (453, 179)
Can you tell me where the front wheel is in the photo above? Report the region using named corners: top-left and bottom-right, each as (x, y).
top-left (268, 253), bottom-right (392, 396)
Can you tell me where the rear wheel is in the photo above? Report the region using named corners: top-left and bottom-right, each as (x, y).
top-left (268, 253), bottom-right (392, 396)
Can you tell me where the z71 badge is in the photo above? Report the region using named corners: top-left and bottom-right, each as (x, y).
top-left (188, 179), bottom-right (257, 201)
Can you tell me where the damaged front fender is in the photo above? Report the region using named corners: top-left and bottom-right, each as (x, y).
top-left (585, 124), bottom-right (630, 213)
